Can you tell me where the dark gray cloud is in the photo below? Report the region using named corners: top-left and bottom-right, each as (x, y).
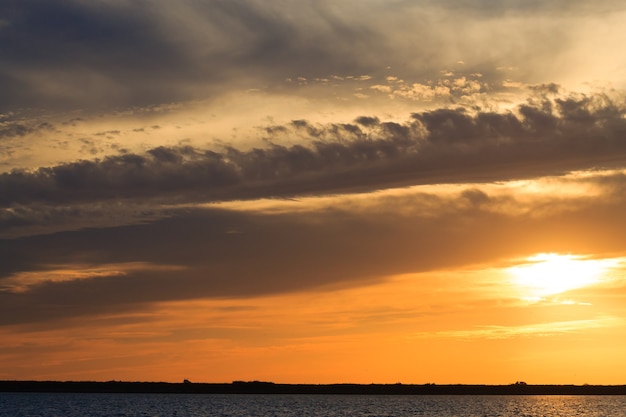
top-left (0, 123), bottom-right (31, 139)
top-left (0, 0), bottom-right (382, 112)
top-left (1, 93), bottom-right (624, 213)
top-left (2, 172), bottom-right (626, 326)
top-left (0, 0), bottom-right (202, 111)
top-left (0, 120), bottom-right (54, 139)
top-left (2, 0), bottom-right (617, 113)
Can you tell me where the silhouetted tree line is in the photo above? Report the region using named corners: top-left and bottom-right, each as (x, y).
top-left (2, 381), bottom-right (626, 395)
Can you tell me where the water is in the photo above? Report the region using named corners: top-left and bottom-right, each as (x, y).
top-left (1, 393), bottom-right (626, 417)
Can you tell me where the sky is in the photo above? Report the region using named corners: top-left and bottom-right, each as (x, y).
top-left (2, 0), bottom-right (626, 385)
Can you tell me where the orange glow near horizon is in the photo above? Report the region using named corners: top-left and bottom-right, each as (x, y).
top-left (2, 170), bottom-right (626, 384)
top-left (2, 253), bottom-right (625, 385)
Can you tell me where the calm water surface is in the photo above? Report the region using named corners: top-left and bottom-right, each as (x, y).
top-left (1, 393), bottom-right (626, 417)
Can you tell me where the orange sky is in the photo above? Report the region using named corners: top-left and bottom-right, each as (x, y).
top-left (1, 0), bottom-right (626, 384)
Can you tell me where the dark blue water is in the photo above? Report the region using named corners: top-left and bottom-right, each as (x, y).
top-left (2, 393), bottom-right (626, 417)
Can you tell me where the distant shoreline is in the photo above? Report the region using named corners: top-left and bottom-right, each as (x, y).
top-left (2, 381), bottom-right (626, 395)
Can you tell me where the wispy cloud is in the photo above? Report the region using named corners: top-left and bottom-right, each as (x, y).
top-left (411, 316), bottom-right (623, 340)
top-left (0, 262), bottom-right (185, 293)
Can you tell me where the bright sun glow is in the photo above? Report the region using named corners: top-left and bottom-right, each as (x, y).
top-left (508, 253), bottom-right (615, 300)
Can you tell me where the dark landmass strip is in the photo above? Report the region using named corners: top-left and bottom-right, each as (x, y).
top-left (2, 381), bottom-right (626, 395)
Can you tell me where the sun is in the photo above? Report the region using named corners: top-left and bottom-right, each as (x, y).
top-left (507, 253), bottom-right (613, 300)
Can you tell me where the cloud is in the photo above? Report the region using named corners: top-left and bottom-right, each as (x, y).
top-left (0, 120), bottom-right (54, 139)
top-left (3, 0), bottom-right (624, 113)
top-left (1, 91), bottom-right (624, 211)
top-left (3, 165), bottom-right (626, 325)
top-left (2, 0), bottom-right (626, 336)
top-left (0, 262), bottom-right (184, 293)
top-left (0, 0), bottom-right (386, 112)
top-left (430, 0), bottom-right (624, 16)
top-left (412, 316), bottom-right (624, 340)
top-left (0, 0), bottom-right (210, 112)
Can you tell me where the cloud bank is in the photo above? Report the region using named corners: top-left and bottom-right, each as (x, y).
top-left (1, 91), bottom-right (624, 213)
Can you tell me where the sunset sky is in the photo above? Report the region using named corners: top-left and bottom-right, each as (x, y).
top-left (2, 0), bottom-right (626, 385)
